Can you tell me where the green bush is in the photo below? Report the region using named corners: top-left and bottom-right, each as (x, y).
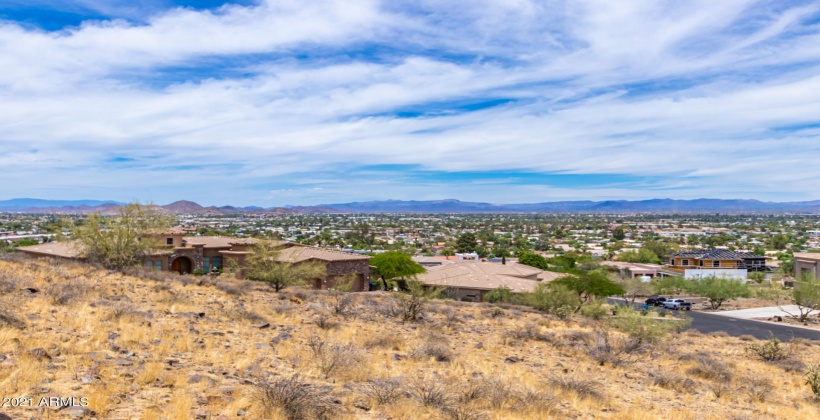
top-left (579, 299), bottom-right (609, 320)
top-left (526, 283), bottom-right (578, 320)
top-left (484, 286), bottom-right (515, 303)
top-left (608, 306), bottom-right (690, 344)
top-left (805, 363), bottom-right (820, 397)
top-left (192, 268), bottom-right (205, 276)
top-left (746, 334), bottom-right (789, 362)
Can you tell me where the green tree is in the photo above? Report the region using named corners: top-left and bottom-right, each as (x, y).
top-left (767, 234), bottom-right (789, 250)
top-left (615, 275), bottom-right (655, 304)
top-left (553, 269), bottom-right (625, 305)
top-left (455, 233), bottom-right (478, 253)
top-left (484, 286), bottom-right (514, 303)
top-left (781, 273), bottom-right (820, 322)
top-left (245, 241), bottom-right (326, 292)
top-left (517, 251), bottom-right (549, 270)
top-left (652, 276), bottom-right (688, 295)
top-left (72, 203), bottom-right (173, 270)
top-left (370, 251), bottom-right (426, 291)
top-left (616, 248), bottom-right (660, 264)
top-left (612, 227), bottom-right (626, 241)
top-left (642, 241), bottom-right (678, 262)
top-left (687, 276), bottom-right (750, 310)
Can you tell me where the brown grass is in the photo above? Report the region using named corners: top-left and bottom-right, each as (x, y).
top-left (1, 257), bottom-right (820, 419)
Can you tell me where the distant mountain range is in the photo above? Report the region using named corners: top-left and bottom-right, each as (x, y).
top-left (2, 198), bottom-right (820, 214)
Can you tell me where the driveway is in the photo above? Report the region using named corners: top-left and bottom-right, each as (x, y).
top-left (607, 299), bottom-right (820, 341)
top-left (708, 305), bottom-right (802, 319)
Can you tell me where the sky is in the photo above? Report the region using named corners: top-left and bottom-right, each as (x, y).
top-left (1, 0), bottom-right (820, 207)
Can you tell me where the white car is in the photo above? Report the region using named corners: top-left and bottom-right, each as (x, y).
top-left (662, 299), bottom-right (691, 311)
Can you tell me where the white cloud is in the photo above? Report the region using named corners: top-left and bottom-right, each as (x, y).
top-left (0, 0), bottom-right (819, 205)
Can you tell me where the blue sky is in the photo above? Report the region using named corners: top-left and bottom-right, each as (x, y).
top-left (1, 0), bottom-right (820, 206)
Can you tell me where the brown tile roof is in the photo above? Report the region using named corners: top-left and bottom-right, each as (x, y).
top-left (17, 241), bottom-right (82, 259)
top-left (418, 261), bottom-right (548, 293)
top-left (275, 246), bottom-right (371, 263)
top-left (181, 236), bottom-right (266, 248)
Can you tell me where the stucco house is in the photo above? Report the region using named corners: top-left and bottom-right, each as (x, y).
top-left (17, 233), bottom-right (372, 292)
top-left (794, 252), bottom-right (820, 280)
top-left (415, 260), bottom-right (561, 302)
top-left (661, 249), bottom-right (767, 280)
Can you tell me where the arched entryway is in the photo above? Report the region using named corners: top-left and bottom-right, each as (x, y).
top-left (171, 257), bottom-right (193, 274)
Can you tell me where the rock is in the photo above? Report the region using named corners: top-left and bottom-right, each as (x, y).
top-left (80, 376), bottom-right (93, 384)
top-left (25, 287), bottom-right (39, 294)
top-left (207, 331), bottom-right (226, 336)
top-left (392, 353), bottom-right (405, 361)
top-left (504, 356), bottom-right (523, 364)
top-left (194, 408), bottom-right (207, 419)
top-left (474, 342), bottom-right (484, 349)
top-left (236, 409), bottom-right (248, 416)
top-left (254, 343), bottom-right (273, 350)
top-left (30, 348), bottom-right (51, 360)
top-left (61, 406), bottom-right (95, 418)
top-left (108, 331), bottom-right (120, 340)
top-left (773, 316), bottom-right (783, 322)
top-left (0, 354), bottom-right (6, 361)
top-left (114, 358), bottom-right (134, 366)
top-left (0, 413), bottom-right (12, 420)
top-left (251, 322), bottom-right (270, 329)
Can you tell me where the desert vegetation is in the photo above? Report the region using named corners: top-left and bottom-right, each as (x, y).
top-left (2, 255), bottom-right (820, 419)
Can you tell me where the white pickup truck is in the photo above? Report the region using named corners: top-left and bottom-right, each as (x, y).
top-left (662, 299), bottom-right (692, 311)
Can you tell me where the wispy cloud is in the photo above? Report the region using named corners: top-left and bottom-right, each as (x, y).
top-left (0, 0), bottom-right (819, 205)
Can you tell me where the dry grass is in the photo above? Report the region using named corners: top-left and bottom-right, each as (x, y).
top-left (1, 257), bottom-right (820, 419)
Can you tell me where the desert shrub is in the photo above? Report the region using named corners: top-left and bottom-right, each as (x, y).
top-left (583, 328), bottom-right (646, 366)
top-left (106, 303), bottom-right (136, 321)
top-left (254, 373), bottom-right (333, 420)
top-left (484, 286), bottom-right (515, 303)
top-left (312, 314), bottom-right (339, 330)
top-left (742, 374), bottom-right (773, 402)
top-left (652, 371), bottom-right (698, 394)
top-left (685, 354), bottom-right (733, 382)
top-left (228, 305), bottom-right (266, 323)
top-left (579, 299), bottom-right (609, 320)
top-left (775, 358), bottom-right (806, 373)
top-left (358, 377), bottom-right (406, 406)
top-left (394, 280), bottom-right (441, 321)
top-left (805, 363), bottom-right (820, 397)
top-left (0, 297), bottom-right (25, 329)
top-left (214, 281), bottom-right (245, 296)
top-left (44, 278), bottom-right (88, 306)
top-left (0, 271), bottom-right (20, 293)
top-left (525, 283), bottom-right (578, 320)
top-left (363, 334), bottom-right (404, 350)
top-left (746, 334), bottom-right (789, 362)
top-left (737, 334), bottom-right (757, 342)
top-left (306, 335), bottom-right (368, 378)
top-left (442, 307), bottom-right (461, 327)
top-left (413, 335), bottom-right (453, 362)
top-left (408, 376), bottom-right (455, 408)
top-left (549, 375), bottom-right (604, 401)
top-left (608, 306), bottom-right (689, 344)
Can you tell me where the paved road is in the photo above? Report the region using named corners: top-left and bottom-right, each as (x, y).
top-left (607, 299), bottom-right (820, 341)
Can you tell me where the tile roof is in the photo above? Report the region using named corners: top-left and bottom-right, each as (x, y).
top-left (418, 261), bottom-right (549, 293)
top-left (275, 246), bottom-right (372, 262)
top-left (17, 241), bottom-right (82, 259)
top-left (181, 236), bottom-right (268, 248)
top-left (670, 249), bottom-right (762, 260)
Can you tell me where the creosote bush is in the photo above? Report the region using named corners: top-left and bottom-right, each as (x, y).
top-left (254, 373), bottom-right (333, 420)
top-left (746, 333), bottom-right (789, 362)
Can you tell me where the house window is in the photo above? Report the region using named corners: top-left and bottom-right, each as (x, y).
top-left (713, 261), bottom-right (720, 268)
top-left (203, 257), bottom-right (210, 272)
top-left (166, 237), bottom-right (174, 245)
top-left (682, 259), bottom-right (689, 266)
top-left (699, 260), bottom-right (703, 267)
top-left (669, 259), bottom-right (675, 266)
top-left (154, 260), bottom-right (162, 271)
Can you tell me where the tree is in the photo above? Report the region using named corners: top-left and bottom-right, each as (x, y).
top-left (767, 234), bottom-right (789, 250)
top-left (72, 203), bottom-right (173, 270)
top-left (781, 273), bottom-right (820, 322)
top-left (455, 233), bottom-right (478, 253)
top-left (245, 241), bottom-right (326, 292)
top-left (652, 276), bottom-right (688, 295)
top-left (370, 251), bottom-right (426, 291)
top-left (612, 227), bottom-right (626, 241)
top-left (553, 269), bottom-right (624, 305)
top-left (687, 276), bottom-right (750, 310)
top-left (517, 251), bottom-right (549, 270)
top-left (616, 248), bottom-right (660, 264)
top-left (615, 275), bottom-right (654, 304)
top-left (641, 241), bottom-right (678, 262)
top-left (394, 280), bottom-right (441, 321)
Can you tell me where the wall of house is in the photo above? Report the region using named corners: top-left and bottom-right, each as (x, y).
top-left (322, 260), bottom-right (371, 291)
top-left (698, 259), bottom-right (739, 269)
top-left (795, 259), bottom-right (820, 280)
top-left (441, 287), bottom-right (485, 302)
top-left (684, 268), bottom-right (748, 282)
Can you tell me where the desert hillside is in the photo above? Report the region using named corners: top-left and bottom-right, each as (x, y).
top-left (1, 255), bottom-right (820, 419)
